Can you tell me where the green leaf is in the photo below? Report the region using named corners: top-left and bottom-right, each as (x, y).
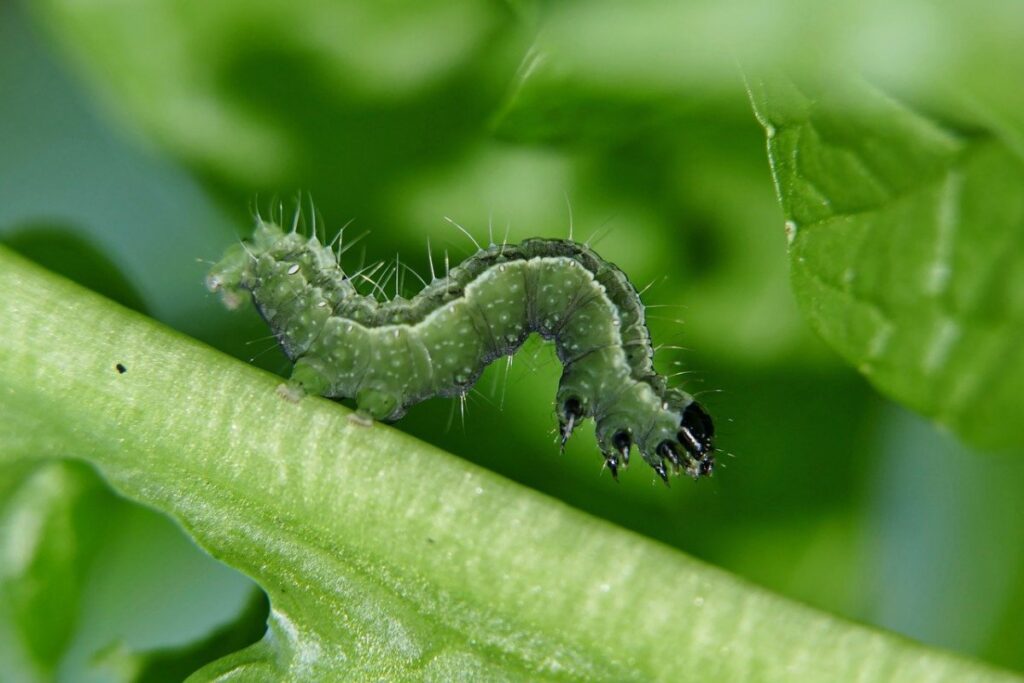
top-left (1, 250), bottom-right (1020, 681)
top-left (491, 1), bottom-right (1024, 149)
top-left (0, 461), bottom-right (114, 677)
top-left (93, 589), bottom-right (268, 683)
top-left (748, 76), bottom-right (1024, 451)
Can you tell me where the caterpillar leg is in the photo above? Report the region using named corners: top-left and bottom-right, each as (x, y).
top-left (556, 395), bottom-right (585, 452)
top-left (593, 420), bottom-right (635, 482)
top-left (355, 386), bottom-right (401, 422)
top-left (277, 357), bottom-right (332, 403)
top-left (276, 383), bottom-right (306, 403)
top-left (556, 392), bottom-right (631, 482)
top-left (347, 411), bottom-right (375, 427)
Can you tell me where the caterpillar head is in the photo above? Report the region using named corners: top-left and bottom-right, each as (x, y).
top-left (559, 378), bottom-right (715, 482)
top-left (660, 390), bottom-right (715, 479)
top-left (616, 389), bottom-right (714, 483)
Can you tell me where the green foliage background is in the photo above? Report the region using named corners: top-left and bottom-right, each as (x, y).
top-left (1, 0), bottom-right (1022, 680)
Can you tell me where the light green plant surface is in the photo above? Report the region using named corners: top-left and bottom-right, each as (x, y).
top-left (4, 0), bottom-right (1024, 680)
top-left (1, 246), bottom-right (1018, 682)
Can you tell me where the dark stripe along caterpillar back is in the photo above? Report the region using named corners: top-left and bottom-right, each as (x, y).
top-left (207, 220), bottom-right (715, 482)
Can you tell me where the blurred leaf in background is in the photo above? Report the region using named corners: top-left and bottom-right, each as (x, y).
top-left (2, 0), bottom-right (1023, 678)
top-left (0, 462), bottom-right (112, 678)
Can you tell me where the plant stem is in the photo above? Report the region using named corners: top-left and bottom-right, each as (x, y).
top-left (0, 246), bottom-right (1018, 682)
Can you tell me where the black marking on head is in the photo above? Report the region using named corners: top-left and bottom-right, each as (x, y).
top-left (677, 401), bottom-right (714, 478)
top-left (115, 363), bottom-right (127, 374)
top-left (683, 401), bottom-right (714, 443)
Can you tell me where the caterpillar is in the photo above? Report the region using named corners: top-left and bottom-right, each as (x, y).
top-left (207, 219), bottom-right (714, 483)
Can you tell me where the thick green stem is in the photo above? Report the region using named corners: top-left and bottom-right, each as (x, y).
top-left (0, 246), bottom-right (1018, 681)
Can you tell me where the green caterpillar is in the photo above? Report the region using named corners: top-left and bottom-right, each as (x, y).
top-left (207, 219), bottom-right (714, 482)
